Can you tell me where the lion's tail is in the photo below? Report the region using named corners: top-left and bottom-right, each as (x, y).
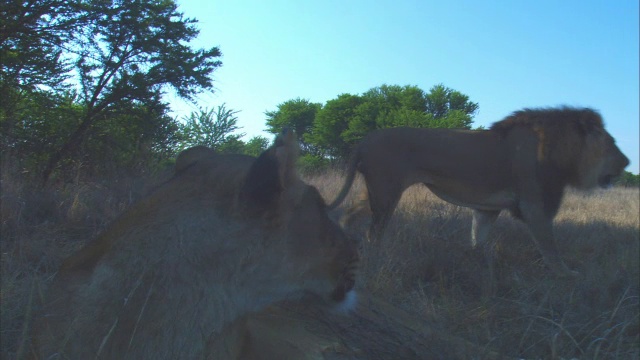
top-left (327, 149), bottom-right (360, 210)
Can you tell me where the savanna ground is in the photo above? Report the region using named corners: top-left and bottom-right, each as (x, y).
top-left (1, 166), bottom-right (638, 359)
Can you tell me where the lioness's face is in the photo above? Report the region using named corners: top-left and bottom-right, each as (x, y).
top-left (286, 186), bottom-right (358, 308)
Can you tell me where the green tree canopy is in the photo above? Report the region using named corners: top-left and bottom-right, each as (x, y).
top-left (177, 105), bottom-right (271, 157)
top-left (0, 0), bottom-right (76, 92)
top-left (178, 104), bottom-right (244, 151)
top-left (425, 84), bottom-right (478, 126)
top-left (306, 84), bottom-right (479, 159)
top-left (264, 98), bottom-right (322, 154)
top-left (242, 136), bottom-right (270, 157)
top-left (1, 0), bottom-right (223, 183)
top-left (616, 171), bottom-right (640, 187)
top-left (305, 93), bottom-right (363, 158)
top-left (1, 1), bottom-right (79, 155)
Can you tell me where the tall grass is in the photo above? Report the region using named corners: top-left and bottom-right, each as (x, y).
top-left (310, 171), bottom-right (639, 359)
top-left (2, 167), bottom-right (638, 359)
top-left (0, 166), bottom-right (171, 359)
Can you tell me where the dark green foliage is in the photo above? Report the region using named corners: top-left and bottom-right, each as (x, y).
top-left (297, 154), bottom-right (330, 175)
top-left (176, 105), bottom-right (270, 157)
top-left (306, 94), bottom-right (364, 158)
top-left (82, 101), bottom-right (181, 178)
top-left (425, 84), bottom-right (478, 122)
top-left (1, 1), bottom-right (222, 182)
top-left (69, 0), bottom-right (221, 103)
top-left (2, 90), bottom-right (81, 167)
top-left (616, 171), bottom-right (640, 187)
top-left (300, 84), bottom-right (479, 159)
top-left (242, 136), bottom-right (270, 157)
top-left (265, 98), bottom-right (322, 154)
top-left (263, 84), bottom-right (480, 160)
top-left (0, 0), bottom-right (76, 91)
top-left (177, 104), bottom-right (244, 151)
top-left (1, 1), bottom-right (79, 163)
top-left (2, 87), bottom-right (181, 181)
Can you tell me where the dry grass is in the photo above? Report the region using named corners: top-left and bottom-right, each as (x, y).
top-left (310, 170), bottom-right (639, 359)
top-left (2, 167), bottom-right (638, 359)
top-left (0, 167), bottom-right (171, 360)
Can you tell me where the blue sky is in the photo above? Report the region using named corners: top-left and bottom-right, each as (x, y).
top-left (172, 0), bottom-right (639, 173)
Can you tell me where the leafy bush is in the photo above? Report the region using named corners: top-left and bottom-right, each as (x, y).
top-left (297, 154), bottom-right (330, 174)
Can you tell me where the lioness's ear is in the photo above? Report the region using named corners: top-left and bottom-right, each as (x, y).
top-left (241, 129), bottom-right (301, 211)
top-left (273, 128), bottom-right (300, 189)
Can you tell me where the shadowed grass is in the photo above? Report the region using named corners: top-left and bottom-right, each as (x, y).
top-left (2, 168), bottom-right (638, 359)
top-left (310, 172), bottom-right (639, 359)
top-left (1, 166), bottom-right (172, 360)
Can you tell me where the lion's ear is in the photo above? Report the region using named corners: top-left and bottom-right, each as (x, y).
top-left (241, 129), bottom-right (302, 212)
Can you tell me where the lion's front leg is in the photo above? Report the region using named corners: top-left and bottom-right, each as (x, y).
top-left (519, 201), bottom-right (579, 277)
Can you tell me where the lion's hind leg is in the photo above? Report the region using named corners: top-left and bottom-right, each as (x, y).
top-left (471, 209), bottom-right (501, 297)
top-left (339, 187), bottom-right (373, 242)
top-left (367, 188), bottom-right (403, 242)
top-left (361, 174), bottom-right (405, 242)
top-left (471, 209), bottom-right (500, 248)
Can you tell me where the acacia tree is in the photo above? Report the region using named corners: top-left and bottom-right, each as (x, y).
top-left (617, 171), bottom-right (640, 187)
top-left (425, 84), bottom-right (478, 126)
top-left (178, 104), bottom-right (244, 151)
top-left (342, 85), bottom-right (429, 143)
top-left (0, 0), bottom-right (80, 151)
top-left (0, 0), bottom-right (77, 91)
top-left (264, 98), bottom-right (322, 154)
top-left (238, 136), bottom-right (269, 157)
top-left (306, 94), bottom-right (363, 158)
top-left (308, 84), bottom-right (479, 159)
top-left (36, 0), bottom-right (222, 183)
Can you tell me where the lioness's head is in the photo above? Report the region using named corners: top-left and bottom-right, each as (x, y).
top-left (238, 129), bottom-right (359, 308)
top-left (32, 130), bottom-right (358, 358)
top-left (171, 130), bottom-right (359, 308)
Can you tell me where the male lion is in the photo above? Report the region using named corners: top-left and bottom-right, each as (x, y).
top-left (31, 130), bottom-right (358, 359)
top-left (329, 107), bottom-right (629, 276)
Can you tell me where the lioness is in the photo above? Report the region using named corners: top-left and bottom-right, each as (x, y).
top-left (329, 107), bottom-right (629, 276)
top-left (31, 130), bottom-right (358, 359)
